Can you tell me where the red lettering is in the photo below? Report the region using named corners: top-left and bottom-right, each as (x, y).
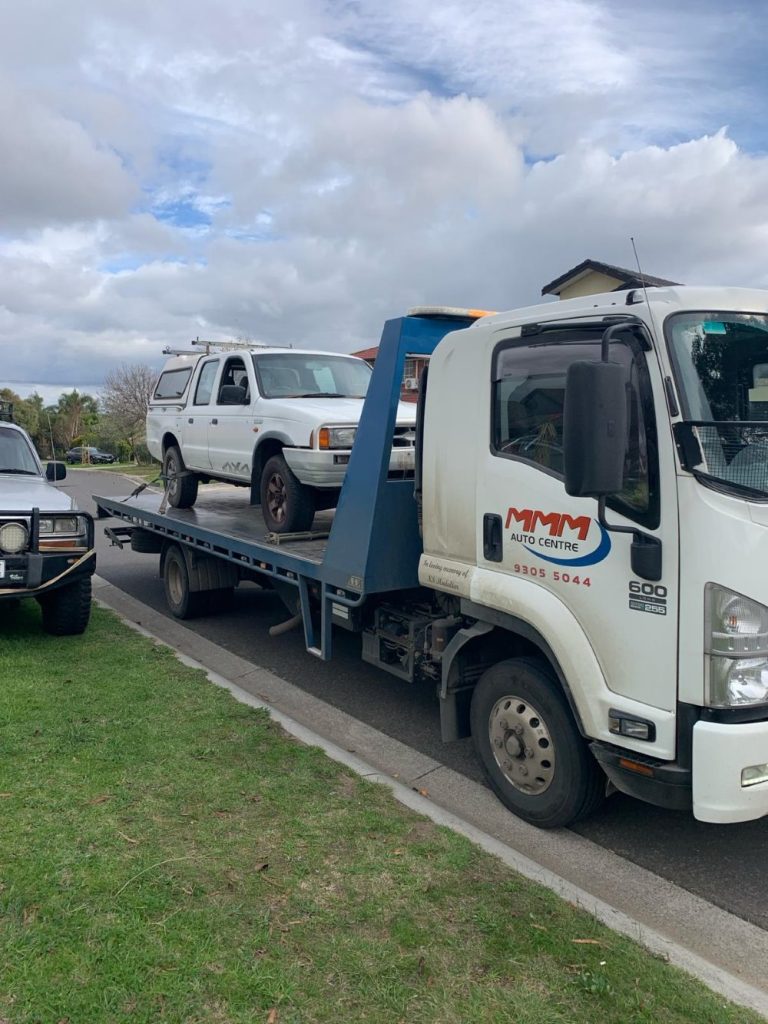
top-left (505, 507), bottom-right (532, 531)
top-left (557, 514), bottom-right (591, 542)
top-left (531, 510), bottom-right (562, 536)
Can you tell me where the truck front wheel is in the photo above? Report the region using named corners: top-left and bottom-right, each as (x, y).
top-left (260, 454), bottom-right (315, 533)
top-left (470, 657), bottom-right (605, 829)
top-left (163, 445), bottom-right (198, 509)
top-left (38, 576), bottom-right (92, 636)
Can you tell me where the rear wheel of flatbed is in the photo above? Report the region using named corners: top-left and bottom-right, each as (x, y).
top-left (38, 576), bottom-right (92, 636)
top-left (470, 657), bottom-right (605, 829)
top-left (163, 544), bottom-right (208, 619)
top-left (163, 445), bottom-right (198, 509)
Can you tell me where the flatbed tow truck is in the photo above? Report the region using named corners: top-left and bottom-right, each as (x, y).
top-left (96, 292), bottom-right (768, 829)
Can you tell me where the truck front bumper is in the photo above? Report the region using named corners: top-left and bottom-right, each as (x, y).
top-left (0, 548), bottom-right (95, 599)
top-left (283, 447), bottom-right (415, 489)
top-left (693, 718), bottom-right (768, 823)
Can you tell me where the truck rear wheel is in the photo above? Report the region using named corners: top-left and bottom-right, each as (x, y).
top-left (260, 454), bottom-right (315, 533)
top-left (470, 657), bottom-right (605, 829)
top-left (163, 544), bottom-right (208, 619)
top-left (163, 445), bottom-right (198, 509)
top-left (39, 576), bottom-right (92, 636)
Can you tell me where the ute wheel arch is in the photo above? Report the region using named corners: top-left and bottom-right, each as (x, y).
top-left (250, 436), bottom-right (290, 504)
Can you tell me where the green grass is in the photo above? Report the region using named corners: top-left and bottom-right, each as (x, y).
top-left (0, 604), bottom-right (761, 1024)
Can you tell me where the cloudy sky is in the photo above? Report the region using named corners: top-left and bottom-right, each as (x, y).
top-left (3, 0), bottom-right (768, 401)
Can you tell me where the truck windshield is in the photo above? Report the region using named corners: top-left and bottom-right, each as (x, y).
top-left (668, 311), bottom-right (768, 497)
top-left (0, 426), bottom-right (40, 475)
top-left (253, 353), bottom-right (371, 399)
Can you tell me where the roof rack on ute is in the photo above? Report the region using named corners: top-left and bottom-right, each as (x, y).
top-left (162, 337), bottom-right (295, 357)
top-left (0, 400), bottom-right (14, 423)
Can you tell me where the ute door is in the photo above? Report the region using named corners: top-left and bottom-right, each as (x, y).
top-left (208, 354), bottom-right (254, 481)
top-left (476, 325), bottom-right (679, 722)
top-left (183, 357), bottom-right (219, 471)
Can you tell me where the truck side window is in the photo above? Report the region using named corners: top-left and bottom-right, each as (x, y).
top-left (194, 360), bottom-right (219, 406)
top-left (492, 332), bottom-right (659, 529)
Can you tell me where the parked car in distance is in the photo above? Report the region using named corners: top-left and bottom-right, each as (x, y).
top-left (147, 347), bottom-right (418, 533)
top-left (65, 446), bottom-right (116, 464)
top-left (0, 416), bottom-right (95, 634)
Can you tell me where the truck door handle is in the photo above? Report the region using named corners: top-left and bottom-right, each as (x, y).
top-left (483, 513), bottom-right (503, 562)
top-left (188, 417), bottom-right (194, 424)
top-left (211, 418), bottom-right (218, 425)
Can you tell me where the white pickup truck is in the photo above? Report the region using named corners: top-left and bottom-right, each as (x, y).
top-left (146, 347), bottom-right (417, 532)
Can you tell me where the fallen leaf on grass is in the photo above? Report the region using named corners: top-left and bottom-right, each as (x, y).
top-left (88, 794), bottom-right (111, 805)
top-left (117, 831), bottom-right (139, 845)
top-left (266, 1009), bottom-right (279, 1023)
top-left (0, 793), bottom-right (12, 798)
top-left (392, 849), bottom-right (404, 856)
top-left (530, 924), bottom-right (547, 932)
top-left (572, 938), bottom-right (602, 945)
top-left (255, 862), bottom-right (269, 872)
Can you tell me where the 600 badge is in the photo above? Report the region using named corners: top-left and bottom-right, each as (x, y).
top-left (628, 580), bottom-right (667, 616)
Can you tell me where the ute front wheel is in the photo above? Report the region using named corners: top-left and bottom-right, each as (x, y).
top-left (470, 657), bottom-right (605, 829)
top-left (260, 454), bottom-right (315, 533)
top-left (163, 445), bottom-right (198, 509)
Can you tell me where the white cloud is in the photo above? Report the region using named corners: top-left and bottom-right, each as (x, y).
top-left (1, 0), bottom-right (768, 396)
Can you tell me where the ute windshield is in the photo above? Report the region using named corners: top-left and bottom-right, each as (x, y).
top-left (667, 311), bottom-right (768, 497)
top-left (253, 353), bottom-right (371, 399)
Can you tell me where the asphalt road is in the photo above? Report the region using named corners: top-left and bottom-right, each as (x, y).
top-left (61, 470), bottom-right (768, 931)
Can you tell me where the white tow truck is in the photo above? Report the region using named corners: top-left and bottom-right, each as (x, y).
top-left (99, 289), bottom-right (768, 828)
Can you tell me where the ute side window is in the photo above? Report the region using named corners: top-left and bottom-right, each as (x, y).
top-left (217, 356), bottom-right (250, 402)
top-left (154, 367), bottom-right (193, 401)
top-left (194, 359), bottom-right (220, 406)
top-left (491, 330), bottom-right (659, 529)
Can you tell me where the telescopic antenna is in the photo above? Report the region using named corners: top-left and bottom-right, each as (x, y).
top-left (630, 236), bottom-right (662, 345)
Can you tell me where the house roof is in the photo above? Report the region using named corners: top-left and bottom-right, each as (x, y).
top-left (351, 346), bottom-right (379, 361)
top-left (541, 259), bottom-right (679, 297)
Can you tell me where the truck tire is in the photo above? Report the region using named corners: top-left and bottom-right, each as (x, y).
top-left (130, 528), bottom-right (163, 554)
top-left (39, 576), bottom-right (92, 636)
top-left (260, 454), bottom-right (315, 533)
top-left (470, 657), bottom-right (605, 829)
top-left (163, 544), bottom-right (208, 619)
top-left (163, 445), bottom-right (198, 509)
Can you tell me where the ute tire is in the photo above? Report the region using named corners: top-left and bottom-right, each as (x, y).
top-left (163, 445), bottom-right (198, 509)
top-left (260, 454), bottom-right (315, 534)
top-left (130, 528), bottom-right (163, 554)
top-left (39, 576), bottom-right (92, 636)
top-left (470, 656), bottom-right (605, 829)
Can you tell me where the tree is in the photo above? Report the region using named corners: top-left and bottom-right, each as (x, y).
top-left (102, 364), bottom-right (158, 461)
top-left (51, 391), bottom-right (100, 451)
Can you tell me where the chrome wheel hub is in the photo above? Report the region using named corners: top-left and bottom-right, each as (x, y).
top-left (267, 474), bottom-right (286, 523)
top-left (488, 695), bottom-right (555, 794)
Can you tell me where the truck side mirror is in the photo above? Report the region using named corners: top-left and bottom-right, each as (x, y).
top-left (46, 461), bottom-right (67, 481)
top-left (563, 360), bottom-right (627, 497)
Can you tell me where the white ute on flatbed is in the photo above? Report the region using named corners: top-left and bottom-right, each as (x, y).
top-left (147, 346), bottom-right (417, 532)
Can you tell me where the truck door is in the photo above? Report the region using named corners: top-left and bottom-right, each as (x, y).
top-left (476, 324), bottom-right (679, 718)
top-left (183, 357), bottom-right (219, 471)
top-left (208, 355), bottom-right (253, 481)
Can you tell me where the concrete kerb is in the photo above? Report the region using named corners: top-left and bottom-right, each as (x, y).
top-left (92, 575), bottom-right (768, 1020)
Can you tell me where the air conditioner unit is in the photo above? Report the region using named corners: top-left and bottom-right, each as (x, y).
top-left (404, 377), bottom-right (419, 390)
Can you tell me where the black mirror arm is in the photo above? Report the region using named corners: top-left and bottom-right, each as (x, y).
top-left (597, 497), bottom-right (662, 582)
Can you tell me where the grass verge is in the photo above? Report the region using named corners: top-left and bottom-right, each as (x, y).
top-left (0, 604), bottom-right (761, 1024)
top-left (69, 461), bottom-right (161, 481)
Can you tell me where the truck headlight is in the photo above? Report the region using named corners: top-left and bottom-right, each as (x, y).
top-left (318, 426), bottom-right (357, 450)
top-left (0, 521), bottom-right (28, 553)
top-left (39, 516), bottom-right (82, 534)
top-left (705, 584), bottom-right (768, 707)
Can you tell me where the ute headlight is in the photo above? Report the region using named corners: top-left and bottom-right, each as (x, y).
top-left (0, 521), bottom-right (28, 554)
top-left (705, 584), bottom-right (768, 707)
top-left (39, 516), bottom-right (81, 535)
top-left (318, 426), bottom-right (357, 450)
